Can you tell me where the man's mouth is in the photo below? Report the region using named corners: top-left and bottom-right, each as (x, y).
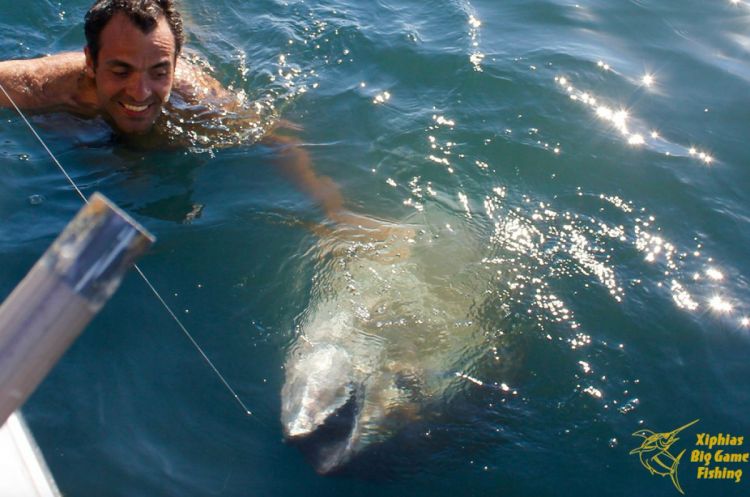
top-left (119, 102), bottom-right (153, 116)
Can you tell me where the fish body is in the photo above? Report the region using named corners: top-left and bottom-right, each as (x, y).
top-left (281, 210), bottom-right (487, 473)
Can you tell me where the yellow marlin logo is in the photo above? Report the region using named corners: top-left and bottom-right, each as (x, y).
top-left (630, 419), bottom-right (699, 494)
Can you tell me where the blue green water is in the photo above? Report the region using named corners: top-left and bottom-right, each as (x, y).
top-left (2, 0), bottom-right (750, 495)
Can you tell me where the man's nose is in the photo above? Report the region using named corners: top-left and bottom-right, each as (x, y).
top-left (126, 73), bottom-right (152, 101)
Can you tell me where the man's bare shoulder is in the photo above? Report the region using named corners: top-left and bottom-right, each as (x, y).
top-left (172, 55), bottom-right (241, 109)
top-left (0, 52), bottom-right (94, 111)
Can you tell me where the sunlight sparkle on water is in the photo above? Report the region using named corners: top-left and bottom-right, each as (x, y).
top-left (671, 280), bottom-right (699, 311)
top-left (466, 12), bottom-right (483, 71)
top-left (628, 134), bottom-right (644, 146)
top-left (709, 296), bottom-right (733, 313)
top-left (470, 53), bottom-right (485, 68)
top-left (373, 91), bottom-right (391, 104)
top-left (706, 268), bottom-right (724, 280)
top-left (583, 386), bottom-right (603, 399)
top-left (612, 110), bottom-right (629, 132)
top-left (556, 75), bottom-right (716, 163)
top-left (433, 115), bottom-right (456, 127)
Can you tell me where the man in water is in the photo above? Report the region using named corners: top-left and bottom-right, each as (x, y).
top-left (0, 0), bottom-right (198, 134)
top-left (0, 0), bottom-right (400, 233)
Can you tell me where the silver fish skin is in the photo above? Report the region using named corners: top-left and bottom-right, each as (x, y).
top-left (281, 209), bottom-right (488, 474)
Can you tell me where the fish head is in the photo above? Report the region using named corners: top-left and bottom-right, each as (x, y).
top-left (282, 346), bottom-right (426, 474)
top-left (281, 343), bottom-right (356, 438)
top-left (281, 341), bottom-right (367, 473)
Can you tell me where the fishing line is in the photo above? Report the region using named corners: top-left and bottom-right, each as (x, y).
top-left (0, 84), bottom-right (88, 204)
top-left (0, 82), bottom-right (253, 417)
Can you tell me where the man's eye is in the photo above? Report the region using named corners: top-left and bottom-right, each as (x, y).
top-left (112, 70), bottom-right (129, 77)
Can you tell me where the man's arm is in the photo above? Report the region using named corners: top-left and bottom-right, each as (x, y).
top-left (261, 133), bottom-right (344, 219)
top-left (173, 55), bottom-right (245, 110)
top-left (172, 61), bottom-right (353, 226)
top-left (261, 132), bottom-right (412, 245)
top-left (0, 52), bottom-right (86, 110)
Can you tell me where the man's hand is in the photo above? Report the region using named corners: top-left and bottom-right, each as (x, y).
top-left (261, 132), bottom-right (415, 255)
top-left (311, 211), bottom-right (416, 262)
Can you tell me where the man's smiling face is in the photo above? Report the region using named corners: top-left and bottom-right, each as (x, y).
top-left (85, 12), bottom-right (176, 134)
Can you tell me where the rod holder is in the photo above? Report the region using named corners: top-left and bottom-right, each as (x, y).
top-left (0, 193), bottom-right (154, 426)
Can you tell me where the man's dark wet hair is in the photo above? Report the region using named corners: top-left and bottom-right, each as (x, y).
top-left (84, 0), bottom-right (185, 67)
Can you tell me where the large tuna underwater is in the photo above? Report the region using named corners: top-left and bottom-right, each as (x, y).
top-left (281, 206), bottom-right (499, 474)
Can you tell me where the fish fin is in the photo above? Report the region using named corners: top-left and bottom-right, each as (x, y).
top-left (670, 449), bottom-right (686, 495)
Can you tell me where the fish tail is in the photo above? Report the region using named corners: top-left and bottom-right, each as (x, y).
top-left (669, 449), bottom-right (686, 495)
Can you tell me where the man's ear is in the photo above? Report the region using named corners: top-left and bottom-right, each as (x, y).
top-left (83, 46), bottom-right (95, 78)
